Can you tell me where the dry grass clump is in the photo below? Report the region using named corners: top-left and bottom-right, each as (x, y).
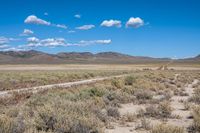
top-left (183, 101), bottom-right (190, 110)
top-left (106, 106), bottom-right (120, 118)
top-left (121, 113), bottom-right (137, 122)
top-left (150, 124), bottom-right (184, 133)
top-left (134, 89), bottom-right (153, 104)
top-left (140, 118), bottom-right (151, 130)
top-left (111, 78), bottom-right (123, 89)
top-left (0, 114), bottom-right (25, 133)
top-left (0, 91), bottom-right (32, 106)
top-left (124, 76), bottom-right (135, 85)
top-left (189, 86), bottom-right (200, 104)
top-left (189, 106), bottom-right (200, 132)
top-left (143, 101), bottom-right (172, 119)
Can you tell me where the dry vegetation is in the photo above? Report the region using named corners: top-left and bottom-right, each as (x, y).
top-left (0, 70), bottom-right (129, 91)
top-left (0, 69), bottom-right (200, 133)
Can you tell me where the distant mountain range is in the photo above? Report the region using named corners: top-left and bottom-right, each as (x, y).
top-left (0, 50), bottom-right (199, 64)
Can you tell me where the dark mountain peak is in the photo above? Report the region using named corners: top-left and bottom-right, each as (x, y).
top-left (0, 50), bottom-right (46, 58)
top-left (0, 50), bottom-right (199, 64)
top-left (95, 51), bottom-right (131, 58)
top-left (195, 54), bottom-right (200, 58)
top-left (57, 52), bottom-right (94, 58)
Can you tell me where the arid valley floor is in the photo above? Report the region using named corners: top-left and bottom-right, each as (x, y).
top-left (0, 64), bottom-right (200, 133)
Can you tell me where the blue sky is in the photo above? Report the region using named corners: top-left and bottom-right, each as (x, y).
top-left (0, 0), bottom-right (200, 58)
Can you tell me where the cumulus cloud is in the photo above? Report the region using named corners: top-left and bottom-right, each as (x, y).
top-left (0, 37), bottom-right (19, 47)
top-left (27, 37), bottom-right (67, 47)
top-left (0, 44), bottom-right (9, 49)
top-left (26, 37), bottom-right (111, 47)
top-left (55, 24), bottom-right (67, 29)
top-left (0, 37), bottom-right (9, 45)
top-left (24, 15), bottom-right (51, 25)
top-left (101, 20), bottom-right (121, 28)
top-left (74, 14), bottom-right (81, 18)
top-left (126, 17), bottom-right (144, 28)
top-left (79, 39), bottom-right (111, 45)
top-left (25, 15), bottom-right (67, 29)
top-left (76, 25), bottom-right (95, 30)
top-left (2, 47), bottom-right (26, 51)
top-left (20, 29), bottom-right (34, 36)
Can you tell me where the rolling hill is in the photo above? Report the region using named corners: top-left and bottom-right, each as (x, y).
top-left (0, 50), bottom-right (199, 64)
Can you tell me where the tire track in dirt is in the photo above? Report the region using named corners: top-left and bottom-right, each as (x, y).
top-left (0, 74), bottom-right (130, 97)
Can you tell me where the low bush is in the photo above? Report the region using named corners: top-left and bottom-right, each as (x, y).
top-left (150, 124), bottom-right (184, 133)
top-left (144, 101), bottom-right (172, 119)
top-left (106, 106), bottom-right (120, 118)
top-left (189, 106), bottom-right (200, 132)
top-left (124, 76), bottom-right (135, 85)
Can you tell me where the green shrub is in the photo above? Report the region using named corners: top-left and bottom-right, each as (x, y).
top-left (124, 76), bottom-right (135, 85)
top-left (111, 78), bottom-right (123, 88)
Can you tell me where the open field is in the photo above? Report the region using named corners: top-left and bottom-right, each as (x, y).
top-left (0, 64), bottom-right (200, 133)
top-left (0, 64), bottom-right (200, 71)
top-left (0, 69), bottom-right (130, 91)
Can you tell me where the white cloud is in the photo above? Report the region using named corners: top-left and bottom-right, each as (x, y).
top-left (0, 37), bottom-right (19, 46)
top-left (27, 37), bottom-right (66, 47)
top-left (24, 15), bottom-right (51, 25)
top-left (40, 38), bottom-right (66, 47)
top-left (79, 39), bottom-right (111, 45)
top-left (27, 37), bottom-right (40, 43)
top-left (24, 15), bottom-right (67, 30)
top-left (27, 37), bottom-right (40, 47)
top-left (55, 24), bottom-right (67, 29)
top-left (126, 17), bottom-right (144, 28)
top-left (0, 37), bottom-right (9, 45)
top-left (24, 29), bottom-right (33, 34)
top-left (101, 20), bottom-right (121, 28)
top-left (74, 14), bottom-right (81, 18)
top-left (0, 44), bottom-right (9, 49)
top-left (26, 37), bottom-right (111, 47)
top-left (20, 29), bottom-right (34, 36)
top-left (2, 47), bottom-right (26, 51)
top-left (76, 25), bottom-right (95, 30)
top-left (68, 30), bottom-right (76, 33)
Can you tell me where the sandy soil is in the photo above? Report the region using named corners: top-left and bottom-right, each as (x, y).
top-left (105, 78), bottom-right (199, 133)
top-left (0, 64), bottom-right (199, 71)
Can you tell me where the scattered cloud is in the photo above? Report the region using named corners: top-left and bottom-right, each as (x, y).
top-left (27, 37), bottom-right (67, 47)
top-left (25, 15), bottom-right (67, 29)
top-left (76, 25), bottom-right (95, 30)
top-left (74, 14), bottom-right (81, 19)
top-left (0, 37), bottom-right (10, 45)
top-left (20, 29), bottom-right (34, 36)
top-left (2, 47), bottom-right (26, 51)
top-left (101, 19), bottom-right (121, 28)
top-left (24, 15), bottom-right (51, 25)
top-left (26, 37), bottom-right (111, 48)
top-left (0, 37), bottom-right (19, 47)
top-left (79, 39), bottom-right (111, 45)
top-left (55, 24), bottom-right (67, 29)
top-left (68, 30), bottom-right (76, 33)
top-left (126, 17), bottom-right (144, 28)
top-left (0, 44), bottom-right (9, 49)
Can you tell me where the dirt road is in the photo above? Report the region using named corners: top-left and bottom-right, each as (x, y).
top-left (0, 74), bottom-right (129, 97)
